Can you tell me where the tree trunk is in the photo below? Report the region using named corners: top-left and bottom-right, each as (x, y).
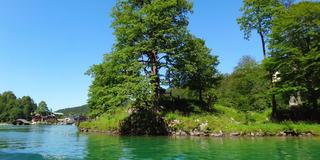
top-left (259, 31), bottom-right (267, 59)
top-left (270, 72), bottom-right (277, 118)
top-left (259, 30), bottom-right (277, 117)
top-left (309, 89), bottom-right (318, 108)
top-left (150, 50), bottom-right (160, 107)
top-left (199, 88), bottom-right (203, 103)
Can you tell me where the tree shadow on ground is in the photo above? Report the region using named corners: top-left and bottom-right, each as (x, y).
top-left (274, 106), bottom-right (320, 122)
top-left (159, 97), bottom-right (216, 115)
top-left (119, 109), bottom-right (168, 136)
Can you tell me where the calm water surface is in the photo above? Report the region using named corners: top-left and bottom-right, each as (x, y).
top-left (0, 125), bottom-right (320, 160)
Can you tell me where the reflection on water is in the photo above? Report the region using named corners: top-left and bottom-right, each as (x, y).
top-left (0, 125), bottom-right (320, 160)
top-left (85, 135), bottom-right (320, 160)
top-left (0, 125), bottom-right (87, 160)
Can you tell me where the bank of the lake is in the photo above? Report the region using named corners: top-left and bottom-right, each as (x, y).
top-left (2, 125), bottom-right (320, 159)
top-left (79, 105), bottom-right (320, 137)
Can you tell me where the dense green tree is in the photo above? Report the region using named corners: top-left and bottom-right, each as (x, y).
top-left (18, 96), bottom-right (37, 120)
top-left (0, 91), bottom-right (18, 121)
top-left (87, 53), bottom-right (149, 117)
top-left (36, 101), bottom-right (50, 116)
top-left (265, 1), bottom-right (320, 108)
top-left (170, 36), bottom-right (220, 105)
top-left (0, 91), bottom-right (39, 122)
top-left (88, 0), bottom-right (219, 116)
top-left (110, 0), bottom-right (193, 106)
top-left (218, 56), bottom-right (269, 111)
top-left (237, 0), bottom-right (285, 116)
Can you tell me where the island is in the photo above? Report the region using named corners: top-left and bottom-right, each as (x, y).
top-left (78, 0), bottom-right (320, 137)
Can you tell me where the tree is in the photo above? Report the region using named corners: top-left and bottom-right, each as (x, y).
top-left (170, 35), bottom-right (220, 105)
top-left (18, 96), bottom-right (37, 120)
top-left (218, 56), bottom-right (269, 111)
top-left (237, 0), bottom-right (283, 58)
top-left (265, 1), bottom-right (320, 108)
top-left (36, 101), bottom-right (50, 116)
top-left (110, 0), bottom-right (193, 108)
top-left (87, 53), bottom-right (149, 117)
top-left (237, 0), bottom-right (284, 117)
top-left (0, 91), bottom-right (18, 122)
top-left (0, 91), bottom-right (40, 122)
top-left (88, 0), bottom-right (220, 116)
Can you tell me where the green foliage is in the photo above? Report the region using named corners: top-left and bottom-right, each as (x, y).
top-left (217, 56), bottom-right (269, 111)
top-left (35, 101), bottom-right (50, 116)
top-left (56, 105), bottom-right (89, 116)
top-left (266, 1), bottom-right (320, 107)
top-left (164, 105), bottom-right (320, 135)
top-left (88, 0), bottom-right (220, 118)
top-left (0, 91), bottom-right (39, 122)
top-left (237, 0), bottom-right (283, 40)
top-left (87, 52), bottom-right (150, 117)
top-left (111, 0), bottom-right (193, 104)
top-left (80, 107), bottom-right (129, 131)
top-left (19, 96), bottom-right (37, 120)
top-left (170, 35), bottom-right (221, 104)
top-left (80, 104), bottom-right (320, 135)
top-left (237, 0), bottom-right (284, 57)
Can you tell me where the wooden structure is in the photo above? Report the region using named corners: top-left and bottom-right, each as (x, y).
top-left (13, 119), bottom-right (31, 125)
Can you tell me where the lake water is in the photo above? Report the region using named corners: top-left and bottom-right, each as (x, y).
top-left (0, 125), bottom-right (320, 160)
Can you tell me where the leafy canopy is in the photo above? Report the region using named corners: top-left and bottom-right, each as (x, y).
top-left (265, 1), bottom-right (320, 107)
top-left (88, 0), bottom-right (220, 116)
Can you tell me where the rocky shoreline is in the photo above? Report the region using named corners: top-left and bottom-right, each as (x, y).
top-left (79, 128), bottom-right (316, 137)
top-left (170, 130), bottom-right (315, 137)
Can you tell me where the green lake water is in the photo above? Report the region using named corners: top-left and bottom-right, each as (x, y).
top-left (0, 125), bottom-right (320, 160)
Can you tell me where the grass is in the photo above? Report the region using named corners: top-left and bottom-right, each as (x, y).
top-left (79, 104), bottom-right (320, 136)
top-left (79, 107), bottom-right (128, 131)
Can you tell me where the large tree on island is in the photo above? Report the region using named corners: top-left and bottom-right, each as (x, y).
top-left (265, 1), bottom-right (320, 108)
top-left (87, 0), bottom-right (220, 116)
top-left (111, 0), bottom-right (193, 107)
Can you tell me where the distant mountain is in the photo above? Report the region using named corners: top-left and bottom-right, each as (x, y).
top-left (55, 105), bottom-right (89, 116)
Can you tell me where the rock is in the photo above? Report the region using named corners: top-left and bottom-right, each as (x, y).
top-left (210, 130), bottom-right (224, 137)
top-left (277, 132), bottom-right (286, 136)
top-left (190, 130), bottom-right (201, 136)
top-left (203, 133), bottom-right (209, 136)
top-left (230, 132), bottom-right (240, 136)
top-left (168, 119), bottom-right (181, 128)
top-left (180, 131), bottom-right (187, 136)
top-left (250, 132), bottom-right (255, 136)
top-left (210, 133), bottom-right (223, 137)
top-left (175, 130), bottom-right (187, 136)
top-left (199, 122), bottom-right (208, 131)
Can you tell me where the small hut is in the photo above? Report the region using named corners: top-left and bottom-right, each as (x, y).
top-left (13, 119), bottom-right (31, 125)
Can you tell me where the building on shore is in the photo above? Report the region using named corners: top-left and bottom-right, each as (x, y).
top-left (31, 114), bottom-right (58, 124)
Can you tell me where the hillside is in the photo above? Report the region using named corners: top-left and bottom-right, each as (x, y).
top-left (56, 105), bottom-right (89, 116)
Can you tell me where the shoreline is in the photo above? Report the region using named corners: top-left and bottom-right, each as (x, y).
top-left (79, 128), bottom-right (317, 137)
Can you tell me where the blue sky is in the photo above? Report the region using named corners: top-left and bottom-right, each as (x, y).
top-left (0, 0), bottom-right (263, 110)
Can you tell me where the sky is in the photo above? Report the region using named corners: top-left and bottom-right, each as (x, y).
top-left (0, 0), bottom-right (263, 111)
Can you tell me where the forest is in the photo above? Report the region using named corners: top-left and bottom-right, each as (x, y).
top-left (79, 0), bottom-right (320, 135)
top-left (0, 91), bottom-right (50, 122)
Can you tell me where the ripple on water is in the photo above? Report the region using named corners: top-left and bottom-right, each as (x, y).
top-left (1, 126), bottom-right (320, 159)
